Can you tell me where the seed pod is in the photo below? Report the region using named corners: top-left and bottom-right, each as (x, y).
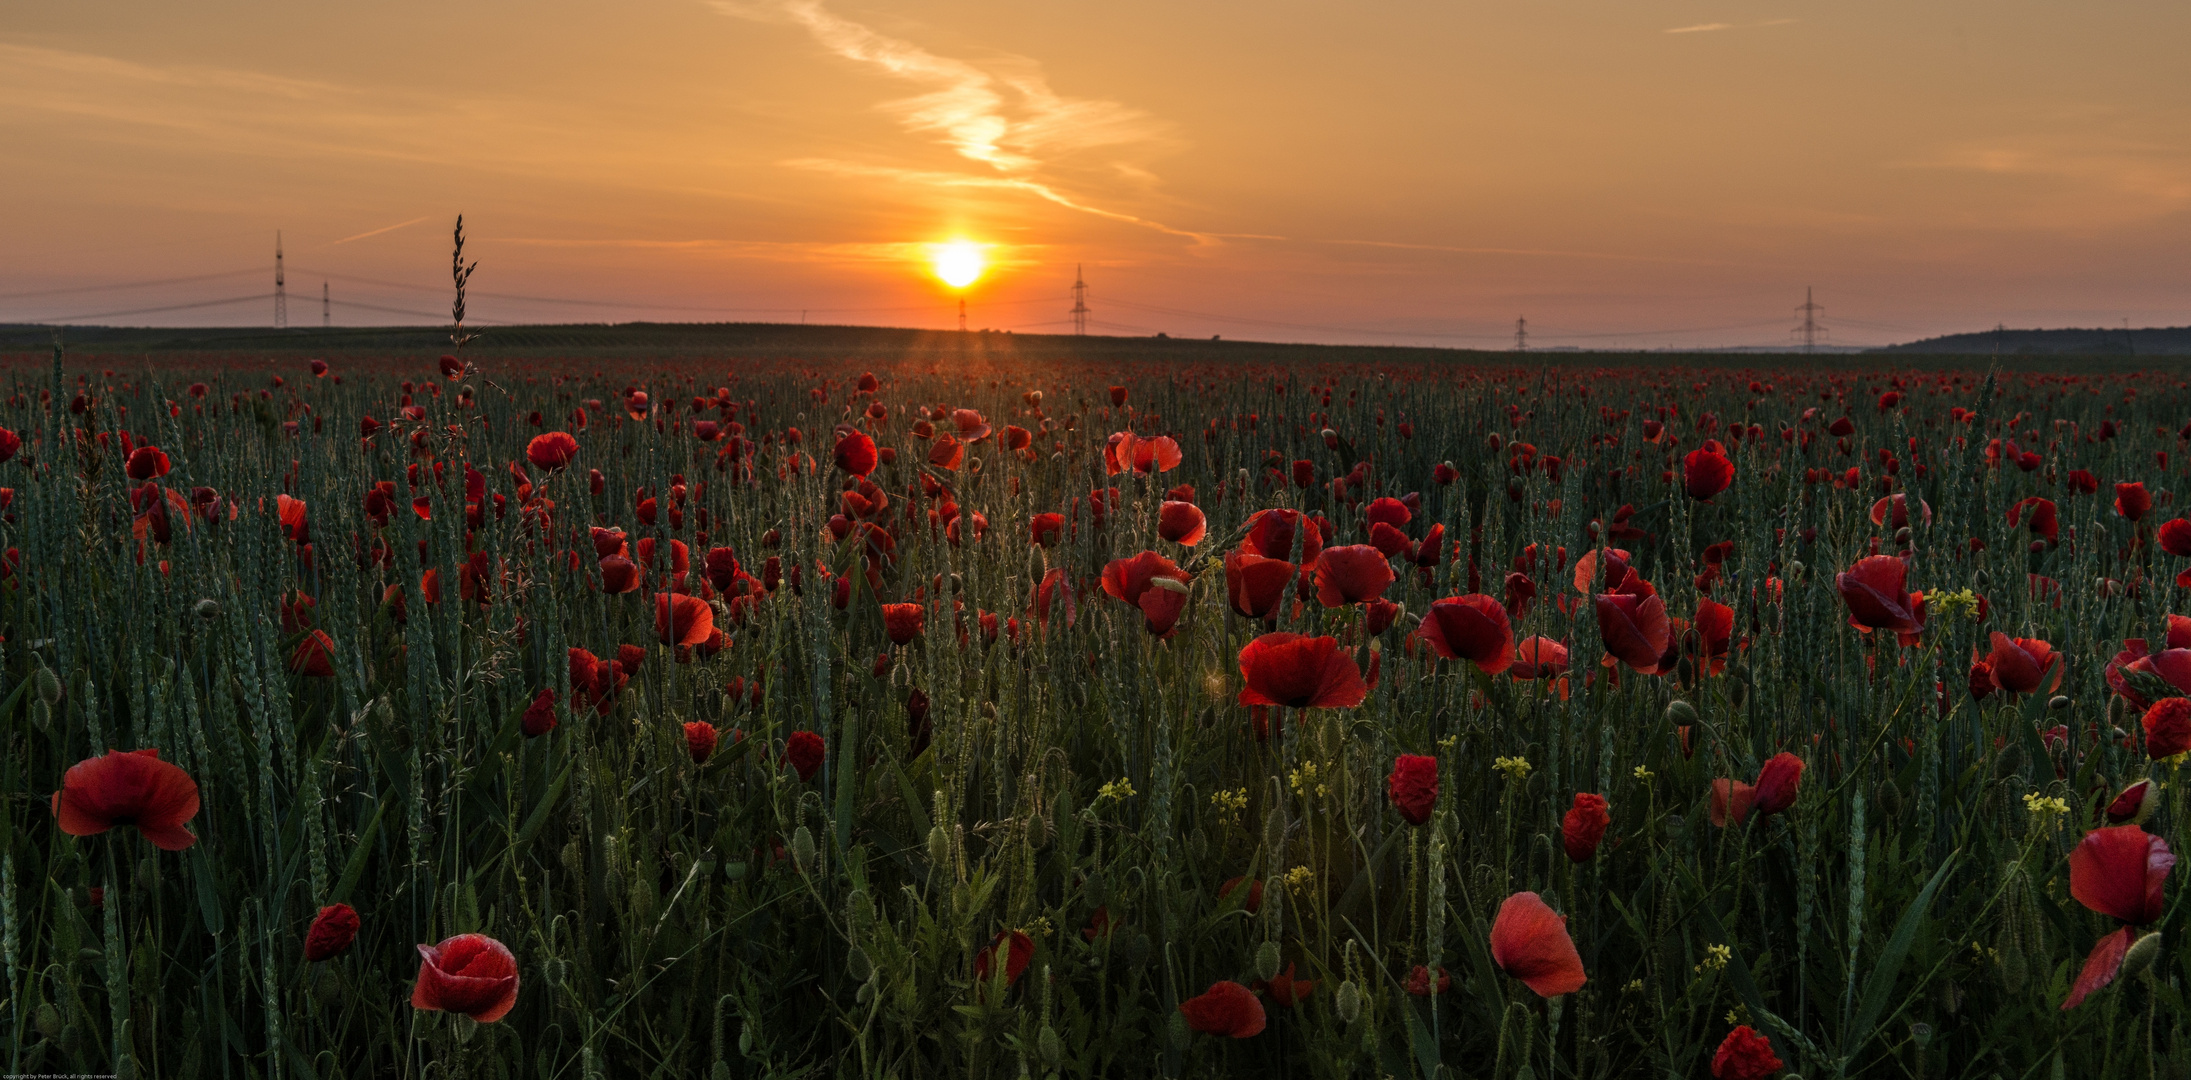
top-left (33, 665), bottom-right (61, 706)
top-left (1122, 931), bottom-right (1152, 968)
top-left (1254, 940), bottom-right (1282, 983)
top-left (1666, 700), bottom-right (1698, 726)
top-left (195, 598), bottom-right (220, 620)
top-left (1335, 979), bottom-right (1363, 1023)
top-left (791, 826), bottom-right (817, 875)
top-left (2121, 931), bottom-right (2164, 982)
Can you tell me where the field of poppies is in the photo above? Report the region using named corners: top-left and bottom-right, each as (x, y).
top-left (4, 340), bottom-right (2191, 1079)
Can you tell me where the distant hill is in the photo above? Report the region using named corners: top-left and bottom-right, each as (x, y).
top-left (1873, 326), bottom-right (2191, 356)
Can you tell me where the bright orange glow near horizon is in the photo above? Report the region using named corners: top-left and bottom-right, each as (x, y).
top-left (930, 241), bottom-right (987, 290)
top-left (1, 3), bottom-right (2187, 347)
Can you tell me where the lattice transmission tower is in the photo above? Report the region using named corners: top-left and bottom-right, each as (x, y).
top-left (1793, 287), bottom-right (1825, 354)
top-left (1071, 265), bottom-right (1089, 335)
top-left (274, 231), bottom-right (287, 329)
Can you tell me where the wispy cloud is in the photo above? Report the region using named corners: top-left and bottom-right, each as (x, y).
top-left (713, 1), bottom-right (1206, 241)
top-left (328, 216), bottom-right (431, 246)
top-left (1664, 19), bottom-right (1798, 34)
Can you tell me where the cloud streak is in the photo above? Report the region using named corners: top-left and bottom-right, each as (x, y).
top-left (714, 1), bottom-right (1206, 241)
top-left (1664, 19), bottom-right (1799, 34)
top-left (329, 216), bottom-right (431, 246)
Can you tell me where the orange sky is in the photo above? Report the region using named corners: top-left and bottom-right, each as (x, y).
top-left (3, 1), bottom-right (2187, 348)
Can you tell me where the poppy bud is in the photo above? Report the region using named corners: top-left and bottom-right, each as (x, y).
top-left (1335, 980), bottom-right (1362, 1023)
top-left (196, 598), bottom-right (220, 620)
top-left (1255, 940), bottom-right (1282, 983)
top-left (1037, 1026), bottom-right (1063, 1070)
top-left (927, 824), bottom-right (950, 868)
top-left (34, 665), bottom-right (61, 706)
top-left (845, 946), bottom-right (873, 981)
top-left (1994, 743), bottom-right (2024, 779)
top-left (1665, 699), bottom-right (1697, 726)
top-left (2120, 931), bottom-right (2164, 982)
top-left (33, 1003), bottom-right (63, 1041)
top-left (2049, 695), bottom-right (2071, 711)
top-left (791, 825), bottom-right (816, 875)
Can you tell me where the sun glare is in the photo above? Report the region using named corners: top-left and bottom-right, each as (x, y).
top-left (931, 240), bottom-right (986, 289)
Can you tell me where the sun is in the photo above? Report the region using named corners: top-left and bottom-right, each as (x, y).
top-left (930, 240), bottom-right (987, 289)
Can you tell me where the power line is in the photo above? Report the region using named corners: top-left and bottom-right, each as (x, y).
top-left (0, 267), bottom-right (266, 300)
top-left (12, 293), bottom-right (277, 323)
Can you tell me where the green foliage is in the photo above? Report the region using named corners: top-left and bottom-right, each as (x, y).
top-left (0, 347), bottom-right (2186, 1078)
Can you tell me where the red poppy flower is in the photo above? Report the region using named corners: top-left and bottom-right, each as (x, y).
top-left (951, 408), bottom-right (992, 442)
top-left (1562, 793), bottom-right (1610, 861)
top-left (598, 556), bottom-right (639, 594)
top-left (525, 431), bottom-right (578, 471)
top-left (0, 427), bottom-right (20, 464)
top-left (1711, 1025), bottom-right (1783, 1080)
top-left (1179, 981), bottom-right (1265, 1038)
top-left (1109, 385), bottom-right (1128, 406)
top-left (1596, 591), bottom-right (1670, 674)
top-left (1219, 876), bottom-right (1264, 914)
top-left (882, 602), bottom-right (925, 645)
top-left (655, 592), bottom-right (714, 647)
top-left (973, 929), bottom-right (1035, 986)
top-left (833, 429), bottom-right (878, 476)
top-left (437, 355), bottom-right (465, 380)
top-left (1752, 752), bottom-right (1804, 817)
top-left (1405, 965), bottom-right (1452, 996)
top-left (1313, 545), bottom-right (1396, 607)
top-left (2065, 926), bottom-right (2138, 1011)
top-left (1868, 493), bottom-right (1931, 528)
top-left (1254, 963), bottom-right (1316, 1007)
top-left (1835, 555), bottom-right (1923, 635)
top-left (1413, 595), bottom-right (1514, 674)
top-left (785, 730), bottom-right (825, 781)
top-left (1101, 550), bottom-right (1190, 609)
top-left (1158, 501), bottom-right (1207, 545)
top-left (1683, 444), bottom-right (1733, 501)
top-left (1387, 754), bottom-right (1439, 825)
top-left (51, 748), bottom-right (200, 850)
top-left (2116, 482), bottom-right (2152, 522)
top-left (1693, 598), bottom-right (1735, 674)
top-left (305, 903), bottom-right (360, 962)
top-left (1241, 509), bottom-right (1324, 564)
top-left (289, 630), bottom-right (336, 678)
top-left (1986, 633), bottom-right (2061, 695)
top-left (1711, 779), bottom-right (1757, 827)
top-left (1512, 636), bottom-right (1570, 679)
top-left (2107, 779), bottom-right (2156, 825)
top-left (1030, 512), bottom-right (1064, 547)
top-left (1488, 891), bottom-right (1586, 997)
top-left (2154, 518), bottom-right (2191, 558)
top-left (1224, 550), bottom-right (1294, 620)
top-left (2062, 825), bottom-right (2174, 1009)
top-left (412, 933), bottom-right (520, 1023)
top-left (521, 688), bottom-right (557, 738)
top-left (1571, 548), bottom-right (1642, 595)
top-left (1137, 581), bottom-right (1190, 637)
top-left (1236, 633), bottom-right (1367, 710)
top-left (2145, 698), bottom-right (2191, 759)
top-left (126, 445), bottom-right (171, 481)
top-left (2008, 496), bottom-right (2059, 543)
top-left (684, 721), bottom-right (719, 763)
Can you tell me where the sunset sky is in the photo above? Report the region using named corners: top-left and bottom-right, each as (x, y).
top-left (3, 1), bottom-right (2187, 348)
